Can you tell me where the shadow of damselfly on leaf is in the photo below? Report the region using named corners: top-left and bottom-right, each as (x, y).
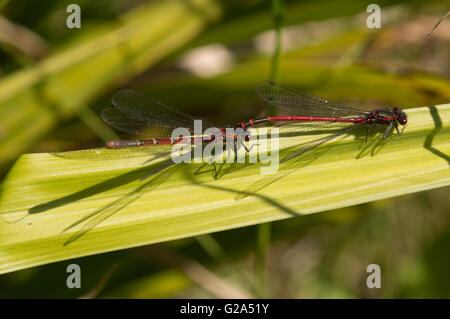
top-left (28, 144), bottom-right (247, 246)
top-left (25, 146), bottom-right (181, 246)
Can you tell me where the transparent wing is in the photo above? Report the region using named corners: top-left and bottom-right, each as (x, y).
top-left (111, 90), bottom-right (196, 127)
top-left (279, 123), bottom-right (362, 163)
top-left (51, 145), bottom-right (174, 161)
top-left (104, 90), bottom-right (215, 137)
top-left (101, 107), bottom-right (181, 137)
top-left (256, 81), bottom-right (368, 118)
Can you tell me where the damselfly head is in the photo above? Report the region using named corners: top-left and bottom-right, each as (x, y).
top-left (393, 107), bottom-right (407, 125)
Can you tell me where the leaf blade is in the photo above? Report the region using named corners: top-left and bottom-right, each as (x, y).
top-left (0, 104), bottom-right (449, 274)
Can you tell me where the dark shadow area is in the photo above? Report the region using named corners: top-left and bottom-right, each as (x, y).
top-left (421, 227), bottom-right (450, 297)
top-left (183, 167), bottom-right (301, 218)
top-left (60, 156), bottom-right (300, 246)
top-left (424, 106), bottom-right (450, 165)
top-left (235, 144), bottom-right (332, 201)
top-left (356, 131), bottom-right (393, 159)
top-left (29, 159), bottom-right (172, 214)
top-left (62, 161), bottom-right (179, 246)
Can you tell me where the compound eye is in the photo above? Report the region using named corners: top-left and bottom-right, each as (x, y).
top-left (399, 117), bottom-right (407, 125)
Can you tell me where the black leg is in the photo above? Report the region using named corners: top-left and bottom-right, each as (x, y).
top-left (237, 138), bottom-right (250, 152)
top-left (205, 152), bottom-right (219, 179)
top-left (394, 121), bottom-right (401, 136)
top-left (383, 122), bottom-right (393, 139)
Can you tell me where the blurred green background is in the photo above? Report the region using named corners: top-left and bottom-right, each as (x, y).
top-left (0, 0), bottom-right (449, 298)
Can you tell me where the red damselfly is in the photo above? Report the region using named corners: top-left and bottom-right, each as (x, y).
top-left (102, 81), bottom-right (407, 163)
top-left (238, 81), bottom-right (407, 162)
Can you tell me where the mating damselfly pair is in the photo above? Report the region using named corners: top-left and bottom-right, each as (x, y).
top-left (101, 81), bottom-right (407, 164)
